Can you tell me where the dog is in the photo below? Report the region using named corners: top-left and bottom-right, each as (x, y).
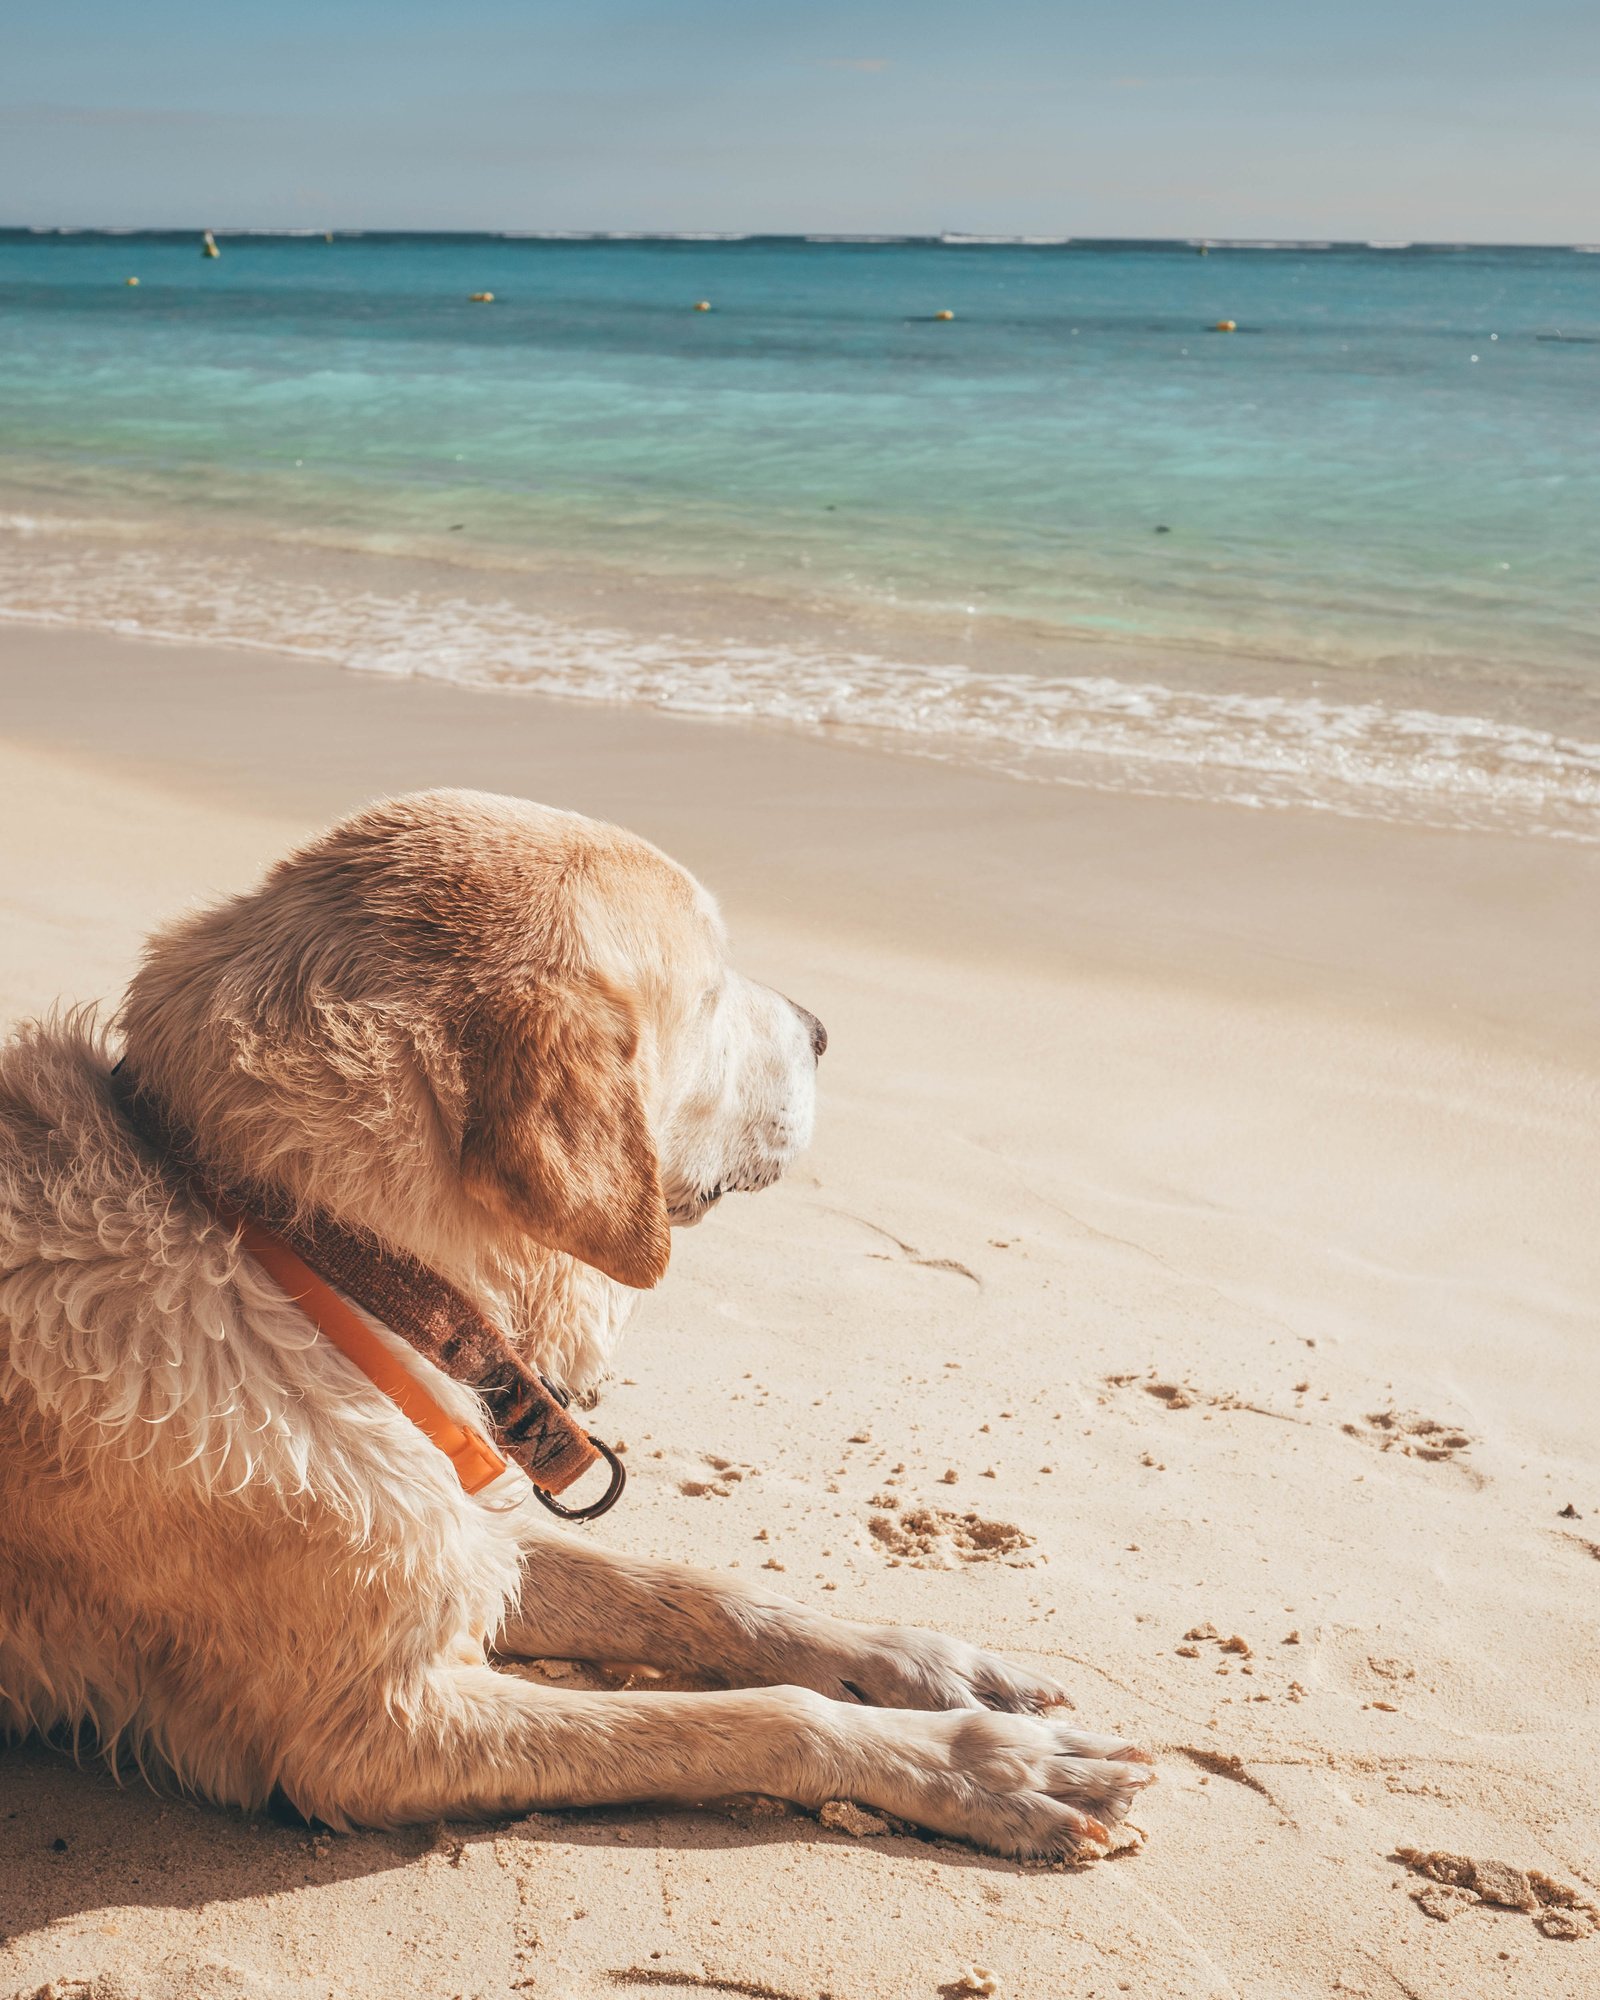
top-left (0, 788), bottom-right (1152, 1856)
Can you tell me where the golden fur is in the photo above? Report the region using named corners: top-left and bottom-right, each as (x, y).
top-left (0, 789), bottom-right (1151, 1853)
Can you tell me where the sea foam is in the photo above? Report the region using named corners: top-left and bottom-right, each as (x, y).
top-left (1, 519), bottom-right (1594, 843)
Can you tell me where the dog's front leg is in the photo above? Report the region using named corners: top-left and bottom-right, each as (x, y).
top-left (499, 1533), bottom-right (1069, 1715)
top-left (286, 1663), bottom-right (1151, 1859)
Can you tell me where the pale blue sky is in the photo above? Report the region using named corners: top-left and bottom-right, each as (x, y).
top-left (4, 1), bottom-right (1597, 240)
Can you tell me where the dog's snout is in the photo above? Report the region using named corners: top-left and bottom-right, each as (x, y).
top-left (791, 1002), bottom-right (827, 1062)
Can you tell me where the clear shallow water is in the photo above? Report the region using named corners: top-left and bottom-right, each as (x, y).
top-left (1, 230), bottom-right (1597, 835)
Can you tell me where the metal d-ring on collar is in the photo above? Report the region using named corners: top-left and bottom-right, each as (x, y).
top-left (531, 1433), bottom-right (628, 1521)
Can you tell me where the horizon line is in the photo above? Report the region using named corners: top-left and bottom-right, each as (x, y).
top-left (4, 224), bottom-right (1596, 251)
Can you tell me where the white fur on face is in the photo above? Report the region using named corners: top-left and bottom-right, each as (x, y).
top-left (654, 971), bottom-right (818, 1227)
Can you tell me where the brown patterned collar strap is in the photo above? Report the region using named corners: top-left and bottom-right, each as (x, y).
top-left (108, 1062), bottom-right (625, 1520)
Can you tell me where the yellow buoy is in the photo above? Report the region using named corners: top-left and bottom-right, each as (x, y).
top-left (469, 291), bottom-right (495, 303)
top-left (324, 232), bottom-right (333, 244)
top-left (694, 299), bottom-right (711, 311)
top-left (201, 230), bottom-right (219, 258)
top-left (125, 276), bottom-right (140, 286)
top-left (1213, 319), bottom-right (1237, 332)
top-left (935, 308), bottom-right (955, 321)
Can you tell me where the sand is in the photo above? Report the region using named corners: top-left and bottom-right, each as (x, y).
top-left (2, 622), bottom-right (1597, 2000)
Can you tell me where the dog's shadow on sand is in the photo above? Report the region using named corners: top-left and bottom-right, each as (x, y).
top-left (2, 1734), bottom-right (1086, 1946)
top-left (2, 1737), bottom-right (440, 1942)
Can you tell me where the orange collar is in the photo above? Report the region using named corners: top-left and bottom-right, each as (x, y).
top-left (220, 1196), bottom-right (513, 1495)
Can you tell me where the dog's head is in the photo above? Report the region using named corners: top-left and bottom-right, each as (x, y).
top-left (118, 790), bottom-right (824, 1292)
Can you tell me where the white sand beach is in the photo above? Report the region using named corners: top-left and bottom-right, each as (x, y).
top-left (2, 621), bottom-right (1597, 2000)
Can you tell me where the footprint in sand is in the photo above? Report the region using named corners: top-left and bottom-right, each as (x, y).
top-left (679, 1453), bottom-right (760, 1498)
top-left (867, 1504), bottom-right (1037, 1569)
top-left (1108, 1377), bottom-right (1477, 1472)
top-left (1102, 1372), bottom-right (1303, 1424)
top-left (1344, 1409), bottom-right (1474, 1462)
top-left (1303, 1631), bottom-right (1433, 1716)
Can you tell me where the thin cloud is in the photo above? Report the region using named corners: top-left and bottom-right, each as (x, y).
top-left (822, 59), bottom-right (890, 74)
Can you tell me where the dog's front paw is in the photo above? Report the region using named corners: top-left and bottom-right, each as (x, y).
top-left (846, 1706), bottom-right (1155, 1859)
top-left (795, 1619), bottom-right (1069, 1715)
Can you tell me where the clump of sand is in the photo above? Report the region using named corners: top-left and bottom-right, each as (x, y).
top-left (817, 1800), bottom-right (891, 1838)
top-left (1396, 1848), bottom-right (1599, 1939)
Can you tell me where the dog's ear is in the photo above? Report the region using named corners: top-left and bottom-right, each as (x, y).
top-left (459, 973), bottom-right (671, 1288)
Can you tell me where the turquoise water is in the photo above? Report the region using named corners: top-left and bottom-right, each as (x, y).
top-left (1, 230), bottom-right (1597, 833)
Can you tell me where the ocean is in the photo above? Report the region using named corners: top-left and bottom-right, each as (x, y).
top-left (1, 229), bottom-right (1596, 837)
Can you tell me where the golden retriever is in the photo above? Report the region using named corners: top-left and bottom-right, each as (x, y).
top-left (0, 789), bottom-right (1151, 1855)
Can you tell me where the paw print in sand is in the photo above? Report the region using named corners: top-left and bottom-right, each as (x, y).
top-left (679, 1452), bottom-right (760, 1498)
top-left (1346, 1410), bottom-right (1474, 1462)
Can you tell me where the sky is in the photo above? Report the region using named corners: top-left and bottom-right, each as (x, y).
top-left (4, 0), bottom-right (1598, 242)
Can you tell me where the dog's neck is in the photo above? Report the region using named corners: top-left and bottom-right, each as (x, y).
top-left (108, 1055), bottom-right (639, 1405)
top-left (108, 1063), bottom-right (632, 1458)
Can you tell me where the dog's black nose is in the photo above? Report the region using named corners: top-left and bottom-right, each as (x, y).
top-left (793, 1003), bottom-right (828, 1062)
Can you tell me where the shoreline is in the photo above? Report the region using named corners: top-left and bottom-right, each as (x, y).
top-left (3, 504), bottom-right (1597, 846)
top-left (3, 620), bottom-right (1598, 1999)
